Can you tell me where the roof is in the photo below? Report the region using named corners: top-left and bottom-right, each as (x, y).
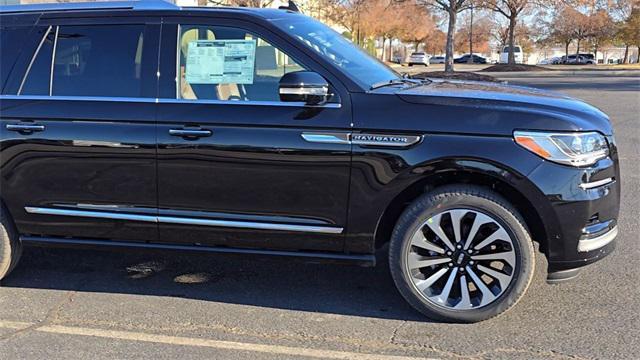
top-left (0, 0), bottom-right (296, 17)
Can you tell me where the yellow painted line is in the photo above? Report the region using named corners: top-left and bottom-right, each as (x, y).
top-left (0, 321), bottom-right (435, 360)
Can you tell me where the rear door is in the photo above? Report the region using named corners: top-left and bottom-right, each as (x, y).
top-left (0, 16), bottom-right (160, 242)
top-left (154, 18), bottom-right (352, 252)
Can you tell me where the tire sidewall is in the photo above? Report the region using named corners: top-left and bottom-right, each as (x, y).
top-left (389, 187), bottom-right (535, 323)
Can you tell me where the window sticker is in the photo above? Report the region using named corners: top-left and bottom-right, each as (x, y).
top-left (185, 40), bottom-right (256, 84)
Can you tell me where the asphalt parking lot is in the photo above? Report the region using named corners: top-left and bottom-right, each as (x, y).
top-left (1, 74), bottom-right (639, 360)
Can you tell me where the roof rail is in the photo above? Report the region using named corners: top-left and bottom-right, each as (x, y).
top-left (0, 0), bottom-right (180, 14)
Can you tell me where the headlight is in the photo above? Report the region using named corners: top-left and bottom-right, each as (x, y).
top-left (514, 131), bottom-right (609, 167)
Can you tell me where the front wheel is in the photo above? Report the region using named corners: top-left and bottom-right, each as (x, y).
top-left (389, 185), bottom-right (535, 322)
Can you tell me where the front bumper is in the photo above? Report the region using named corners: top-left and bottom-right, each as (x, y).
top-left (526, 141), bottom-right (620, 275)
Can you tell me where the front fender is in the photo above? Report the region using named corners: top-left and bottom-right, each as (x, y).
top-left (344, 133), bottom-right (558, 254)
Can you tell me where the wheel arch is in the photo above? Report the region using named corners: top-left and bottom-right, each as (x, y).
top-left (373, 159), bottom-right (550, 257)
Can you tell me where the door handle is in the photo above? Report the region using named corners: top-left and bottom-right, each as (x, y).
top-left (168, 129), bottom-right (212, 138)
top-left (6, 124), bottom-right (45, 133)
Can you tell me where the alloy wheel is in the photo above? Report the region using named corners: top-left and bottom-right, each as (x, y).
top-left (404, 208), bottom-right (517, 310)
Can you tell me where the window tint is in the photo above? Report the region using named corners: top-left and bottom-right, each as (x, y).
top-left (20, 28), bottom-right (54, 95)
top-left (52, 25), bottom-right (145, 97)
top-left (178, 25), bottom-right (306, 102)
top-left (1, 26), bottom-right (34, 93)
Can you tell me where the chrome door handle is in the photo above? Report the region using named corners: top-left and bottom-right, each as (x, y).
top-left (6, 124), bottom-right (45, 133)
top-left (168, 129), bottom-right (212, 138)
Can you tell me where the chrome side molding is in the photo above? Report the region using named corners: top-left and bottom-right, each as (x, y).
top-left (579, 177), bottom-right (615, 190)
top-left (24, 207), bottom-right (343, 234)
top-left (577, 225), bottom-right (618, 252)
top-left (301, 132), bottom-right (350, 144)
top-left (301, 132), bottom-right (422, 147)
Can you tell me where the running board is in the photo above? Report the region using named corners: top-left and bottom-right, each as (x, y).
top-left (20, 236), bottom-right (376, 267)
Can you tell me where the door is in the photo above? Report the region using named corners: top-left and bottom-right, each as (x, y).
top-left (0, 20), bottom-right (160, 242)
top-left (155, 20), bottom-right (352, 252)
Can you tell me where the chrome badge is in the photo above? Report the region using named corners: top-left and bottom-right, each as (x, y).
top-left (351, 133), bottom-right (422, 147)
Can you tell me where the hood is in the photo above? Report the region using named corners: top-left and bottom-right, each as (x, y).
top-left (393, 79), bottom-right (612, 135)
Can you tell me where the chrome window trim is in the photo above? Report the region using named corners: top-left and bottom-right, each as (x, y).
top-left (49, 26), bottom-right (59, 96)
top-left (175, 23), bottom-right (181, 99)
top-left (17, 25), bottom-right (52, 95)
top-left (24, 206), bottom-right (344, 234)
top-left (0, 95), bottom-right (341, 108)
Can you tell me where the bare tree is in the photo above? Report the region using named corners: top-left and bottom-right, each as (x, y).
top-left (481, 0), bottom-right (533, 64)
top-left (414, 0), bottom-right (474, 72)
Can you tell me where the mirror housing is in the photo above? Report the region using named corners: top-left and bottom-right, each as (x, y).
top-left (278, 71), bottom-right (330, 105)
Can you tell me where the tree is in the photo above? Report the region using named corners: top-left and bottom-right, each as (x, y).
top-left (455, 15), bottom-right (492, 55)
top-left (617, 7), bottom-right (640, 62)
top-left (588, 9), bottom-right (616, 62)
top-left (549, 6), bottom-right (589, 60)
top-left (416, 0), bottom-right (474, 72)
top-left (482, 0), bottom-right (532, 64)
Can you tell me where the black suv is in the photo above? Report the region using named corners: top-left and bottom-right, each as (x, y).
top-left (0, 1), bottom-right (620, 323)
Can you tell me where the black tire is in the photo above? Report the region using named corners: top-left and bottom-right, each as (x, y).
top-left (0, 203), bottom-right (22, 282)
top-left (389, 185), bottom-right (535, 323)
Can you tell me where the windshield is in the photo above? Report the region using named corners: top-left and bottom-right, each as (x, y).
top-left (270, 16), bottom-right (400, 89)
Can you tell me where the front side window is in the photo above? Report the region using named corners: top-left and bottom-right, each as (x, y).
top-left (178, 25), bottom-right (305, 102)
top-left (20, 24), bottom-right (146, 97)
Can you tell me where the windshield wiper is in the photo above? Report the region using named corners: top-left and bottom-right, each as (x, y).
top-left (369, 78), bottom-right (427, 90)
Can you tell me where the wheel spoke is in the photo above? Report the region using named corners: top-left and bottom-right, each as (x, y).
top-left (466, 266), bottom-right (496, 307)
top-left (455, 275), bottom-right (473, 309)
top-left (449, 209), bottom-right (466, 243)
top-left (463, 213), bottom-right (493, 250)
top-left (410, 231), bottom-right (445, 254)
top-left (473, 227), bottom-right (509, 250)
top-left (425, 214), bottom-right (455, 251)
top-left (415, 267), bottom-right (448, 292)
top-left (408, 254), bottom-right (450, 270)
top-left (431, 268), bottom-right (458, 305)
top-left (471, 251), bottom-right (516, 267)
top-left (477, 264), bottom-right (512, 289)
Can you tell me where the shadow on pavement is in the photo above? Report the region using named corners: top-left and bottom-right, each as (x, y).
top-left (2, 246), bottom-right (429, 322)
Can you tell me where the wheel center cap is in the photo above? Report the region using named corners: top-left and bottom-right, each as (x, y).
top-left (452, 250), bottom-right (469, 266)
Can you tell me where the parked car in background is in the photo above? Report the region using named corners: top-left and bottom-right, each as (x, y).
top-left (391, 54), bottom-right (404, 64)
top-left (538, 57), bottom-right (560, 65)
top-left (499, 45), bottom-right (523, 64)
top-left (454, 54), bottom-right (487, 64)
top-left (408, 52), bottom-right (429, 66)
top-left (560, 54), bottom-right (596, 65)
top-left (429, 55), bottom-right (445, 64)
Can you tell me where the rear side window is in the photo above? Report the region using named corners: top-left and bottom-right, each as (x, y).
top-left (53, 25), bottom-right (144, 97)
top-left (19, 24), bottom-right (146, 97)
top-left (1, 26), bottom-right (33, 92)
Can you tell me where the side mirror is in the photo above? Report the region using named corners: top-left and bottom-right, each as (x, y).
top-left (278, 71), bottom-right (329, 105)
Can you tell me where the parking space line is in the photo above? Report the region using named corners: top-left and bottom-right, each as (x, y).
top-left (0, 321), bottom-right (435, 360)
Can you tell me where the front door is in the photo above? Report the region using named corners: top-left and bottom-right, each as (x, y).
top-left (155, 20), bottom-right (352, 252)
